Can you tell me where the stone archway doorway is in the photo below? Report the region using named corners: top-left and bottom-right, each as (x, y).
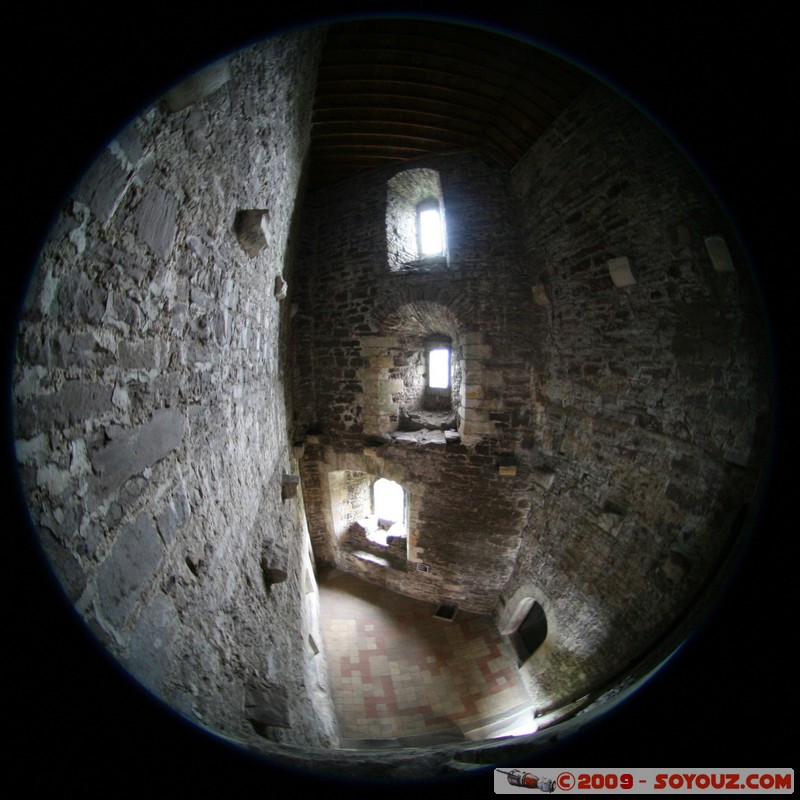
top-left (510, 600), bottom-right (548, 664)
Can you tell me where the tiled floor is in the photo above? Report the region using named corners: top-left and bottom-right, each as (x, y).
top-left (318, 568), bottom-right (534, 743)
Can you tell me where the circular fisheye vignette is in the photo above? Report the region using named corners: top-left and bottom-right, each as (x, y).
top-left (12, 12), bottom-right (774, 781)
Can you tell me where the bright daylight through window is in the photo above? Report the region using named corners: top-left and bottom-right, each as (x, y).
top-left (418, 203), bottom-right (443, 256)
top-left (428, 347), bottom-right (450, 389)
top-left (373, 478), bottom-right (405, 524)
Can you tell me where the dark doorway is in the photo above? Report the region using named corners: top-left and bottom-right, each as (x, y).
top-left (511, 601), bottom-right (548, 664)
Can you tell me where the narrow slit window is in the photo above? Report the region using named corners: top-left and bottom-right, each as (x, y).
top-left (429, 347), bottom-right (450, 389)
top-left (417, 198), bottom-right (443, 257)
top-left (425, 335), bottom-right (452, 404)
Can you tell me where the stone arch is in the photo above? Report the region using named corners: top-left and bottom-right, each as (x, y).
top-left (498, 584), bottom-right (556, 662)
top-left (318, 448), bottom-right (411, 558)
top-left (368, 298), bottom-right (470, 430)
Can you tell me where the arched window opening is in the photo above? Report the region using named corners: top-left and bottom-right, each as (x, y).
top-left (328, 472), bottom-right (408, 566)
top-left (368, 477), bottom-right (407, 548)
top-left (386, 168), bottom-right (448, 271)
top-left (373, 477), bottom-right (405, 526)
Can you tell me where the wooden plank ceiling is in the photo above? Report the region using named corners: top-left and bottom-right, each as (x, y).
top-left (307, 18), bottom-right (592, 191)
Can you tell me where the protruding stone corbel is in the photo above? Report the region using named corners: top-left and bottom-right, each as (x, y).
top-left (532, 284), bottom-right (550, 306)
top-left (532, 467), bottom-right (555, 490)
top-left (655, 551), bottom-right (691, 587)
top-left (497, 454), bottom-right (518, 476)
top-left (607, 256), bottom-right (637, 287)
top-left (281, 472), bottom-right (300, 500)
top-left (260, 539), bottom-right (290, 592)
top-left (704, 235), bottom-right (734, 273)
top-left (260, 552), bottom-right (288, 587)
top-left (244, 680), bottom-right (290, 733)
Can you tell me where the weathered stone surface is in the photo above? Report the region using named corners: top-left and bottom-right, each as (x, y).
top-left (118, 340), bottom-right (161, 370)
top-left (103, 290), bottom-right (142, 335)
top-left (13, 27), bottom-right (338, 758)
top-left (73, 149), bottom-right (129, 224)
top-left (114, 125), bottom-right (143, 165)
top-left (90, 409), bottom-right (184, 490)
top-left (184, 108), bottom-right (211, 154)
top-left (391, 430), bottom-right (446, 446)
top-left (96, 512), bottom-right (163, 628)
top-left (50, 331), bottom-right (112, 370)
top-left (155, 488), bottom-right (190, 545)
top-left (127, 592), bottom-right (180, 693)
top-left (40, 531), bottom-right (87, 603)
top-left (57, 272), bottom-right (107, 325)
top-left (134, 185), bottom-right (179, 260)
top-left (17, 381), bottom-right (113, 438)
top-left (161, 59), bottom-right (231, 113)
top-left (245, 681), bottom-right (291, 730)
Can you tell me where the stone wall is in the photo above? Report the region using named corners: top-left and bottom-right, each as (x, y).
top-left (291, 84), bottom-right (771, 710)
top-left (500, 84), bottom-right (772, 709)
top-left (13, 29), bottom-right (339, 751)
top-left (292, 152), bottom-right (543, 612)
top-left (11, 30), bottom-right (774, 770)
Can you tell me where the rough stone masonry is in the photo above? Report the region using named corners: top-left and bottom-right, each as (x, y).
top-left (12, 26), bottom-right (772, 780)
top-left (290, 82), bottom-right (771, 712)
top-left (13, 29), bottom-right (339, 755)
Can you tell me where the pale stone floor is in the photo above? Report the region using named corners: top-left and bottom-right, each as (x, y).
top-left (318, 568), bottom-right (534, 742)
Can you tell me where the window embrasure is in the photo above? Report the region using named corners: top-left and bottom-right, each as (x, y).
top-left (386, 168), bottom-right (448, 271)
top-left (328, 471), bottom-right (408, 556)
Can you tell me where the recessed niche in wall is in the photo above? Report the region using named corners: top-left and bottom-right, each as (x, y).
top-left (386, 168), bottom-right (448, 271)
top-left (328, 471), bottom-right (408, 560)
top-left (705, 235), bottom-right (735, 273)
